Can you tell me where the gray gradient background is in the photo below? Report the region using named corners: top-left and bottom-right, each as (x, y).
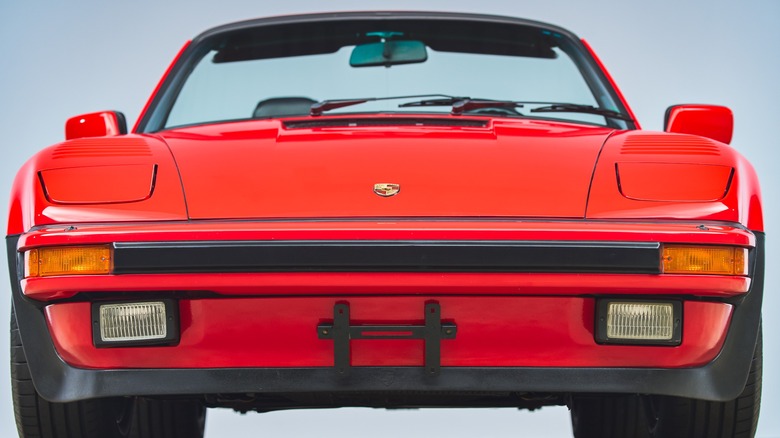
top-left (1, 1), bottom-right (777, 437)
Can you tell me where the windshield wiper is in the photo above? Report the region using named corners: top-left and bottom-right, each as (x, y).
top-left (310, 94), bottom-right (465, 116)
top-left (397, 97), bottom-right (469, 107)
top-left (530, 103), bottom-right (633, 121)
top-left (311, 96), bottom-right (625, 120)
top-left (451, 100), bottom-right (524, 115)
top-left (399, 97), bottom-right (524, 115)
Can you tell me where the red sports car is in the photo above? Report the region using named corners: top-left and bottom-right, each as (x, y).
top-left (8, 11), bottom-right (763, 438)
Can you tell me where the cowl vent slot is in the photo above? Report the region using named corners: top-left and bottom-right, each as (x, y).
top-left (283, 118), bottom-right (488, 129)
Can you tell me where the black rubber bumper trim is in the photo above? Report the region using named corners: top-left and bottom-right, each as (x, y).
top-left (7, 234), bottom-right (763, 403)
top-left (112, 240), bottom-right (661, 274)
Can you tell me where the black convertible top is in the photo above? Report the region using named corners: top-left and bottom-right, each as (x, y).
top-left (192, 11), bottom-right (580, 44)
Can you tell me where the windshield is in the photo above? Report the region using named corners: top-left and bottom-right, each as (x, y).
top-left (154, 19), bottom-right (629, 130)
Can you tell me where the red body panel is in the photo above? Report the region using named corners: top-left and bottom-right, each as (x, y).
top-left (161, 117), bottom-right (612, 219)
top-left (8, 118), bottom-right (763, 233)
top-left (22, 272), bottom-right (752, 301)
top-left (40, 164), bottom-right (156, 204)
top-left (17, 220), bottom-right (756, 248)
top-left (616, 162), bottom-right (732, 202)
top-left (46, 297), bottom-right (732, 369)
top-left (6, 135), bottom-right (187, 235)
top-left (586, 131), bottom-right (764, 231)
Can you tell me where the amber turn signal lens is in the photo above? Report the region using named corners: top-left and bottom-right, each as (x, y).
top-left (25, 245), bottom-right (112, 278)
top-left (662, 245), bottom-right (747, 276)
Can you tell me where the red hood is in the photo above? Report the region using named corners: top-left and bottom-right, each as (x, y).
top-left (158, 117), bottom-right (614, 220)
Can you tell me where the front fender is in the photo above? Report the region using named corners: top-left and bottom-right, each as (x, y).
top-left (586, 131), bottom-right (763, 232)
top-left (7, 134), bottom-right (187, 235)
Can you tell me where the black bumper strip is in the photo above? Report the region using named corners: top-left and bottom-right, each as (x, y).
top-left (112, 240), bottom-right (661, 274)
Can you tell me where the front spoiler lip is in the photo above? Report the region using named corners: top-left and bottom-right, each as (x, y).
top-left (8, 365), bottom-right (762, 404)
top-left (7, 232), bottom-right (765, 404)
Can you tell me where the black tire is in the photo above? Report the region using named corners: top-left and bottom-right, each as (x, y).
top-left (571, 326), bottom-right (762, 438)
top-left (570, 394), bottom-right (651, 438)
top-left (11, 306), bottom-right (206, 438)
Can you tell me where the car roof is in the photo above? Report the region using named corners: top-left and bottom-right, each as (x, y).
top-left (191, 11), bottom-right (580, 44)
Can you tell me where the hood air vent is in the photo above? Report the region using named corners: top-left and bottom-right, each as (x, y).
top-left (283, 118), bottom-right (488, 129)
top-left (52, 138), bottom-right (153, 159)
top-left (620, 134), bottom-right (721, 156)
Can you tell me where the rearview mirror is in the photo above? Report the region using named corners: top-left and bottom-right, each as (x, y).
top-left (350, 40), bottom-right (428, 67)
top-left (664, 104), bottom-right (733, 145)
top-left (65, 111), bottom-right (128, 140)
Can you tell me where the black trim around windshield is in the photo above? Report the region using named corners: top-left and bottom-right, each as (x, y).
top-left (135, 11), bottom-right (637, 133)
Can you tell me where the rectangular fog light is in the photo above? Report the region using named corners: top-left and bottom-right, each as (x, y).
top-left (92, 300), bottom-right (178, 347)
top-left (596, 300), bottom-right (681, 345)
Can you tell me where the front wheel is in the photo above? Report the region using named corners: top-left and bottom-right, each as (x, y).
top-left (11, 306), bottom-right (206, 438)
top-left (570, 327), bottom-right (762, 438)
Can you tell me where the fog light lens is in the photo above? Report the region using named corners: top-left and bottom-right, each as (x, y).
top-left (607, 302), bottom-right (674, 340)
top-left (94, 301), bottom-right (178, 346)
top-left (596, 300), bottom-right (681, 345)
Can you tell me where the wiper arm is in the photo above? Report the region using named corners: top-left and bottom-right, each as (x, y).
top-left (399, 97), bottom-right (524, 115)
top-left (530, 103), bottom-right (633, 121)
top-left (310, 99), bottom-right (369, 116)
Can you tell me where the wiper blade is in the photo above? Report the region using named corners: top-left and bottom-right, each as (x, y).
top-left (310, 94), bottom-right (465, 116)
top-left (397, 97), bottom-right (469, 107)
top-left (310, 99), bottom-right (368, 116)
top-left (451, 99), bottom-right (524, 115)
top-left (530, 103), bottom-right (633, 121)
top-left (399, 97), bottom-right (524, 115)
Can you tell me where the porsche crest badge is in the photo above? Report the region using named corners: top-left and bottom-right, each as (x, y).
top-left (373, 183), bottom-right (400, 197)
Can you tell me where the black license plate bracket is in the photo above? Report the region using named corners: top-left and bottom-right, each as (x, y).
top-left (317, 302), bottom-right (457, 376)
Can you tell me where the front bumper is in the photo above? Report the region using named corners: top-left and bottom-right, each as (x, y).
top-left (7, 220), bottom-right (764, 403)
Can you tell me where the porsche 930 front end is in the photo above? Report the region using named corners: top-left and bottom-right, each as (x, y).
top-left (8, 12), bottom-right (763, 438)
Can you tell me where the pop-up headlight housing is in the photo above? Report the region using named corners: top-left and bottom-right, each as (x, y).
top-left (616, 162), bottom-right (732, 202)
